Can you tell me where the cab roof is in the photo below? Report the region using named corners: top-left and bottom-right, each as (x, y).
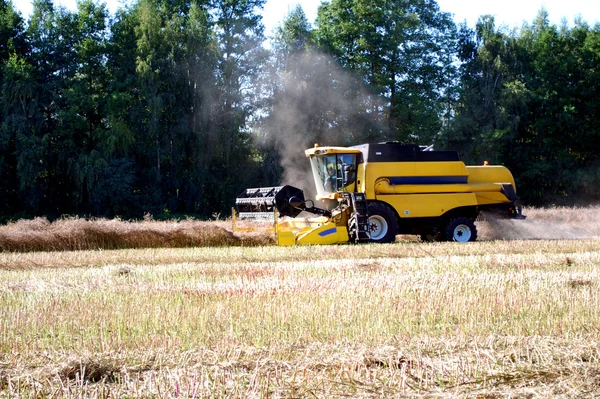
top-left (304, 146), bottom-right (362, 157)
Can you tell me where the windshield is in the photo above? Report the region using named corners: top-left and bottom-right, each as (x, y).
top-left (310, 153), bottom-right (357, 196)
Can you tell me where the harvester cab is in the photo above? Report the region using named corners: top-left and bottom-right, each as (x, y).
top-left (309, 150), bottom-right (359, 197)
top-left (235, 142), bottom-right (526, 246)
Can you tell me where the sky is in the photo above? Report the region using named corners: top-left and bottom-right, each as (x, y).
top-left (12, 0), bottom-right (600, 35)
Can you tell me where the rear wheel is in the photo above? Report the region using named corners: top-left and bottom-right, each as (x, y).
top-left (445, 217), bottom-right (477, 242)
top-left (367, 202), bottom-right (398, 243)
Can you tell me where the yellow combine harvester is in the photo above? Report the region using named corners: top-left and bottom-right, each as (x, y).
top-left (236, 142), bottom-right (525, 245)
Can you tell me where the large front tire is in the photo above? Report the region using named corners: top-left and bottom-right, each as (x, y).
top-left (445, 217), bottom-right (477, 242)
top-left (367, 202), bottom-right (398, 243)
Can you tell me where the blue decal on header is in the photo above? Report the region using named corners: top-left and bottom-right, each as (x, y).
top-left (319, 228), bottom-right (337, 237)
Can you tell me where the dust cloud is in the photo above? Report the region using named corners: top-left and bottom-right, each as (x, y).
top-left (258, 51), bottom-right (386, 199)
top-left (477, 207), bottom-right (600, 240)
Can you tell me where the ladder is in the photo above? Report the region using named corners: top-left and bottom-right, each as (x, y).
top-left (347, 192), bottom-right (370, 243)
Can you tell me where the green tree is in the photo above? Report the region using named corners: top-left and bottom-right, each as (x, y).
top-left (272, 4), bottom-right (312, 68)
top-left (515, 13), bottom-right (600, 203)
top-left (102, 6), bottom-right (144, 216)
top-left (0, 0), bottom-right (28, 214)
top-left (450, 11), bottom-right (600, 204)
top-left (63, 0), bottom-right (111, 213)
top-left (108, 0), bottom-right (227, 216)
top-left (1, 54), bottom-right (42, 213)
top-left (315, 0), bottom-right (458, 143)
top-left (449, 16), bottom-right (523, 163)
top-left (179, 1), bottom-right (219, 213)
top-left (26, 0), bottom-right (82, 215)
top-left (129, 0), bottom-right (203, 214)
top-left (0, 0), bottom-right (26, 61)
top-left (208, 0), bottom-right (267, 213)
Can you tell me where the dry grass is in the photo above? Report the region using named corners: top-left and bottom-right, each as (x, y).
top-left (1, 235), bottom-right (600, 397)
top-left (0, 217), bottom-right (274, 252)
top-left (4, 338), bottom-right (600, 398)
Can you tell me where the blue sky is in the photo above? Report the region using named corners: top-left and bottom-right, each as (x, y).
top-left (13, 0), bottom-right (600, 35)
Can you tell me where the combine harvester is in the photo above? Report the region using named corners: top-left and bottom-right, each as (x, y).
top-left (235, 142), bottom-right (525, 245)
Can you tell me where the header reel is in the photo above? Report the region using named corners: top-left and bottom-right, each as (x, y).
top-left (235, 185), bottom-right (330, 220)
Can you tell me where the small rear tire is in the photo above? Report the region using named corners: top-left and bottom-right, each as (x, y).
top-left (445, 217), bottom-right (477, 242)
top-left (367, 202), bottom-right (398, 244)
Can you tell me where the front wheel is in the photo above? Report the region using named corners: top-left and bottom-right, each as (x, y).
top-left (367, 202), bottom-right (398, 243)
top-left (445, 217), bottom-right (478, 242)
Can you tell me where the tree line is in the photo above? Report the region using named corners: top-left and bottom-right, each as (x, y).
top-left (0, 0), bottom-right (598, 221)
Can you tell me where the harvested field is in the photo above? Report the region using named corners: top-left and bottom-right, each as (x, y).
top-left (1, 208), bottom-right (599, 397)
top-left (1, 232), bottom-right (600, 397)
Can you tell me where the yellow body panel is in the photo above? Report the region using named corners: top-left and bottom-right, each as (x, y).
top-left (276, 217), bottom-right (349, 246)
top-left (467, 165), bottom-right (516, 191)
top-left (296, 223), bottom-right (349, 245)
top-left (474, 192), bottom-right (515, 205)
top-left (377, 193), bottom-right (478, 218)
top-left (355, 160), bottom-right (515, 209)
top-left (361, 161), bottom-right (469, 199)
top-left (355, 163), bottom-right (367, 194)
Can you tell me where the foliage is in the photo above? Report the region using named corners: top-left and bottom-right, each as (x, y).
top-left (0, 1), bottom-right (599, 220)
top-left (450, 12), bottom-right (600, 204)
top-left (0, 0), bottom-right (268, 218)
top-left (314, 0), bottom-right (458, 143)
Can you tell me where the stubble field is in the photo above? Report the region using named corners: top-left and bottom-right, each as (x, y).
top-left (1, 207), bottom-right (600, 398)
